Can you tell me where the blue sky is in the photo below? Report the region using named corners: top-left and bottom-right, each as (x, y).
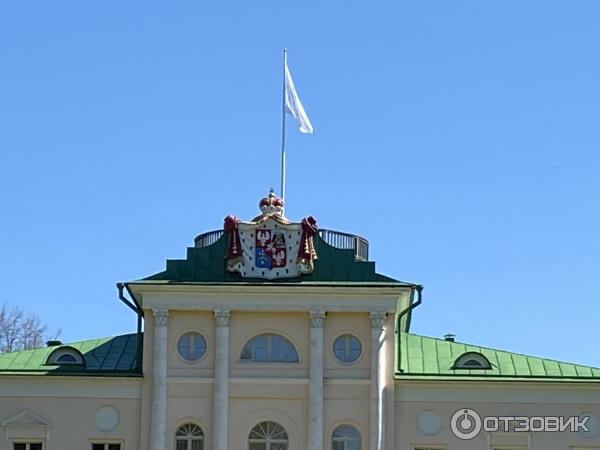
top-left (1, 1), bottom-right (599, 366)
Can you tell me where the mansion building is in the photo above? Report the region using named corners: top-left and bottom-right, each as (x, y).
top-left (0, 193), bottom-right (599, 450)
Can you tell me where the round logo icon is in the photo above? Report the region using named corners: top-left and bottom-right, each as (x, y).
top-left (451, 408), bottom-right (482, 440)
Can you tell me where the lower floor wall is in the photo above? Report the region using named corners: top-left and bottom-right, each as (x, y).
top-left (0, 397), bottom-right (141, 450)
top-left (1, 378), bottom-right (600, 450)
top-left (395, 381), bottom-right (600, 450)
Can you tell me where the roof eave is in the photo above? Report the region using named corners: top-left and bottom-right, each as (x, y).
top-left (394, 373), bottom-right (600, 383)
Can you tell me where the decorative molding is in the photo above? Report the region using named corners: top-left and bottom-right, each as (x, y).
top-left (324, 378), bottom-right (371, 385)
top-left (370, 311), bottom-right (386, 329)
top-left (214, 309), bottom-right (231, 327)
top-left (308, 310), bottom-right (326, 328)
top-left (1, 410), bottom-right (50, 427)
top-left (152, 309), bottom-right (169, 327)
top-left (1, 410), bottom-right (50, 443)
top-left (94, 406), bottom-right (120, 432)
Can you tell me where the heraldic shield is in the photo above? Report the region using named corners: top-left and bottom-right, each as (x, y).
top-left (224, 192), bottom-right (317, 280)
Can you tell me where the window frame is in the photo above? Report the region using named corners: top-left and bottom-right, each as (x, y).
top-left (331, 424), bottom-right (362, 450)
top-left (247, 421), bottom-right (289, 450)
top-left (90, 443), bottom-right (122, 450)
top-left (176, 332), bottom-right (208, 363)
top-left (46, 346), bottom-right (85, 366)
top-left (12, 443), bottom-right (43, 450)
top-left (332, 334), bottom-right (363, 364)
top-left (174, 422), bottom-right (205, 450)
top-left (453, 352), bottom-right (492, 370)
top-left (240, 333), bottom-right (299, 364)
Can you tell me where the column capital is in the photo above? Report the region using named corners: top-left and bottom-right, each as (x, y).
top-left (152, 309), bottom-right (169, 327)
top-left (309, 310), bottom-right (326, 328)
top-left (214, 309), bottom-right (231, 327)
top-left (370, 311), bottom-right (386, 329)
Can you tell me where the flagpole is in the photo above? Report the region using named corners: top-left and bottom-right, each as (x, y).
top-left (280, 48), bottom-right (288, 210)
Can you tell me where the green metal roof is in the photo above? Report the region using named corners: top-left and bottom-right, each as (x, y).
top-left (0, 333), bottom-right (142, 376)
top-left (397, 333), bottom-right (600, 381)
top-left (143, 234), bottom-right (399, 284)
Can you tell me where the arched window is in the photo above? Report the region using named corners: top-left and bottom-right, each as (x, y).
top-left (46, 347), bottom-right (85, 366)
top-left (453, 352), bottom-right (492, 370)
top-left (248, 421), bottom-right (288, 450)
top-left (241, 334), bottom-right (299, 363)
top-left (332, 424), bottom-right (361, 450)
top-left (175, 423), bottom-right (204, 450)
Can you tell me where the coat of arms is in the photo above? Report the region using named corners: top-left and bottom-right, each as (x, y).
top-left (224, 192), bottom-right (317, 279)
top-left (256, 229), bottom-right (287, 269)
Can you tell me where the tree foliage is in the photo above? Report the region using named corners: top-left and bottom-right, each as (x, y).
top-left (0, 303), bottom-right (60, 353)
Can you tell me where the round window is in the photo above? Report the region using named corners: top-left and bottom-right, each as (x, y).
top-left (177, 332), bottom-right (207, 361)
top-left (333, 334), bottom-right (362, 363)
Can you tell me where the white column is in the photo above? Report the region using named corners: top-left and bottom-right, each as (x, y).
top-left (150, 308), bottom-right (169, 450)
top-left (213, 309), bottom-right (231, 450)
top-left (369, 311), bottom-right (386, 450)
top-left (308, 310), bottom-right (325, 450)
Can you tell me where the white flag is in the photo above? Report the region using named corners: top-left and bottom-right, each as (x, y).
top-left (284, 61), bottom-right (314, 134)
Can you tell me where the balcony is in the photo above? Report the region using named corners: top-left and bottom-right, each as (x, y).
top-left (194, 228), bottom-right (369, 262)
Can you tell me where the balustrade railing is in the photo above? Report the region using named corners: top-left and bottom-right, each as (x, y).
top-left (194, 229), bottom-right (223, 248)
top-left (194, 227), bottom-right (369, 261)
top-left (317, 228), bottom-right (369, 262)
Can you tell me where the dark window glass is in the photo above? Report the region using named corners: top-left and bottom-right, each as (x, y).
top-left (332, 425), bottom-right (361, 450)
top-left (14, 445), bottom-right (43, 450)
top-left (56, 353), bottom-right (78, 363)
top-left (248, 421), bottom-right (288, 450)
top-left (453, 352), bottom-right (492, 370)
top-left (175, 423), bottom-right (204, 450)
top-left (241, 334), bottom-right (298, 363)
top-left (253, 335), bottom-right (268, 362)
top-left (462, 359), bottom-right (483, 367)
top-left (177, 333), bottom-right (207, 361)
top-left (91, 444), bottom-right (120, 450)
top-left (333, 335), bottom-right (362, 363)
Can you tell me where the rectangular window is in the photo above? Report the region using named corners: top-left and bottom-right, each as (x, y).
top-left (92, 444), bottom-right (121, 450)
top-left (13, 444), bottom-right (43, 450)
top-left (414, 447), bottom-right (446, 450)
